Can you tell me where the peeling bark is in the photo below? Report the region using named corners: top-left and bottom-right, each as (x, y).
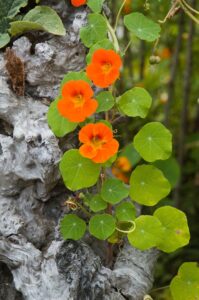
top-left (0, 2), bottom-right (158, 299)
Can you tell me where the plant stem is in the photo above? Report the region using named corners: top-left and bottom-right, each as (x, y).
top-left (77, 202), bottom-right (92, 217)
top-left (114, 0), bottom-right (126, 31)
top-left (104, 14), bottom-right (120, 52)
top-left (150, 285), bottom-right (170, 293)
top-left (123, 39), bottom-right (132, 55)
top-left (181, 0), bottom-right (199, 15)
top-left (179, 0), bottom-right (199, 24)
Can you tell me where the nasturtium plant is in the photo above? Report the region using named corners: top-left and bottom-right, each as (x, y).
top-left (129, 165), bottom-right (171, 206)
top-left (128, 215), bottom-right (163, 250)
top-left (101, 178), bottom-right (129, 204)
top-left (118, 87), bottom-right (152, 118)
top-left (0, 2), bottom-right (65, 48)
top-left (45, 1), bottom-right (191, 286)
top-left (170, 262), bottom-right (199, 300)
top-left (154, 206), bottom-right (190, 253)
top-left (89, 195), bottom-right (107, 212)
top-left (80, 13), bottom-right (107, 48)
top-left (86, 39), bottom-right (114, 63)
top-left (47, 99), bottom-right (77, 137)
top-left (87, 0), bottom-right (105, 14)
top-left (89, 214), bottom-right (116, 240)
top-left (95, 91), bottom-right (115, 113)
top-left (133, 122), bottom-right (172, 162)
top-left (59, 150), bottom-right (101, 191)
top-left (115, 202), bottom-right (136, 222)
top-left (124, 12), bottom-right (161, 42)
top-left (60, 214), bottom-right (86, 240)
top-left (60, 71), bottom-right (91, 90)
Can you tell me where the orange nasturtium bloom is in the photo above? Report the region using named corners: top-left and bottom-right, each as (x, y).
top-left (86, 49), bottom-right (122, 88)
top-left (57, 80), bottom-right (98, 123)
top-left (71, 0), bottom-right (87, 7)
top-left (79, 123), bottom-right (119, 163)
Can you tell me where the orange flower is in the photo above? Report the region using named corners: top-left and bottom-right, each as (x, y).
top-left (79, 123), bottom-right (119, 163)
top-left (57, 80), bottom-right (98, 123)
top-left (71, 0), bottom-right (87, 7)
top-left (116, 156), bottom-right (131, 172)
top-left (86, 49), bottom-right (122, 88)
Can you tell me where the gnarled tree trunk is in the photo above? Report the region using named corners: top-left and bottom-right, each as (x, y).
top-left (0, 1), bottom-right (158, 299)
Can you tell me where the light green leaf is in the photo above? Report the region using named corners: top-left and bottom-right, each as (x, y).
top-left (80, 13), bottom-right (107, 48)
top-left (9, 6), bottom-right (66, 36)
top-left (60, 214), bottom-right (86, 240)
top-left (0, 0), bottom-right (28, 19)
top-left (154, 157), bottom-right (180, 188)
top-left (170, 262), bottom-right (199, 300)
top-left (89, 214), bottom-right (116, 240)
top-left (124, 12), bottom-right (161, 42)
top-left (89, 194), bottom-right (107, 212)
top-left (154, 206), bottom-right (190, 253)
top-left (133, 122), bottom-right (172, 162)
top-left (86, 39), bottom-right (114, 63)
top-left (115, 202), bottom-right (136, 221)
top-left (59, 150), bottom-right (101, 191)
top-left (118, 87), bottom-right (152, 118)
top-left (129, 164), bottom-right (171, 206)
top-left (0, 33), bottom-right (10, 48)
top-left (96, 91), bottom-right (115, 113)
top-left (101, 178), bottom-right (129, 204)
top-left (87, 0), bottom-right (105, 13)
top-left (128, 215), bottom-right (163, 250)
top-left (47, 99), bottom-right (77, 138)
top-left (60, 71), bottom-right (91, 91)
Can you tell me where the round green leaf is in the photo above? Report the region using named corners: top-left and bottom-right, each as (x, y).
top-left (124, 12), bottom-right (161, 42)
top-left (59, 150), bottom-right (101, 191)
top-left (0, 33), bottom-right (10, 48)
top-left (129, 164), bottom-right (171, 206)
top-left (128, 215), bottom-right (163, 250)
top-left (115, 202), bottom-right (136, 221)
top-left (96, 91), bottom-right (115, 113)
top-left (60, 214), bottom-right (86, 240)
top-left (170, 262), bottom-right (199, 300)
top-left (89, 214), bottom-right (116, 240)
top-left (60, 71), bottom-right (91, 91)
top-left (10, 6), bottom-right (66, 36)
top-left (118, 87), bottom-right (152, 118)
top-left (47, 99), bottom-right (77, 137)
top-left (80, 13), bottom-right (107, 48)
top-left (133, 122), bottom-right (172, 162)
top-left (87, 0), bottom-right (105, 13)
top-left (89, 195), bottom-right (107, 212)
top-left (154, 157), bottom-right (180, 188)
top-left (101, 178), bottom-right (129, 204)
top-left (86, 39), bottom-right (114, 63)
top-left (154, 206), bottom-right (190, 253)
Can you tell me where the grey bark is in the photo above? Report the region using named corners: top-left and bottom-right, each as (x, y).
top-left (0, 2), bottom-right (158, 299)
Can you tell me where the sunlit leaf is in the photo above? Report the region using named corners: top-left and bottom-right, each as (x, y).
top-left (128, 215), bottom-right (163, 250)
top-left (170, 262), bottom-right (199, 300)
top-left (134, 122), bottom-right (172, 162)
top-left (154, 206), bottom-right (190, 253)
top-left (129, 164), bottom-right (171, 206)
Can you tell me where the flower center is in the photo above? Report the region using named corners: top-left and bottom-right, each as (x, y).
top-left (102, 62), bottom-right (112, 74)
top-left (91, 135), bottom-right (105, 148)
top-left (73, 93), bottom-right (85, 107)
